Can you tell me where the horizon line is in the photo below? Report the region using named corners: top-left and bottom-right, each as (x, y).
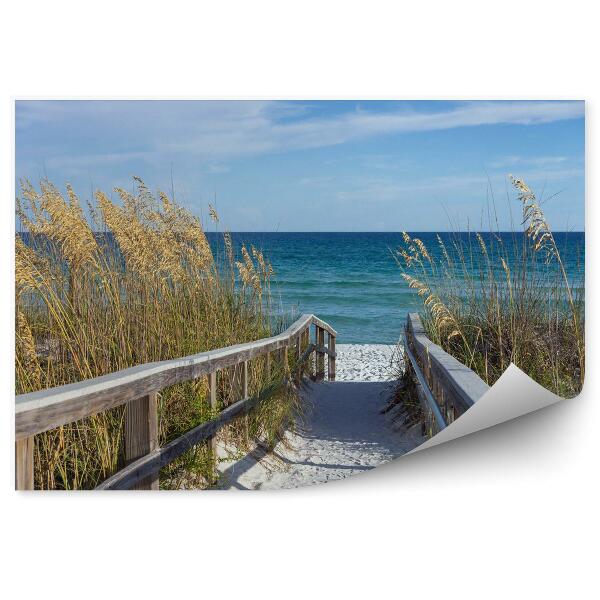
top-left (17, 229), bottom-right (586, 234)
top-left (202, 230), bottom-right (586, 234)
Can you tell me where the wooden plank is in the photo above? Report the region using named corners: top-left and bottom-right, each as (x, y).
top-left (16, 314), bottom-right (337, 440)
top-left (15, 436), bottom-right (34, 490)
top-left (125, 392), bottom-right (159, 490)
top-left (328, 332), bottom-right (336, 381)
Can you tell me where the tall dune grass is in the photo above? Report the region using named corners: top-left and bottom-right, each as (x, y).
top-left (396, 176), bottom-right (584, 397)
top-left (15, 178), bottom-right (298, 489)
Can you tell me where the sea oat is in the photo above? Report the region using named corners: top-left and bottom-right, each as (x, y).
top-left (510, 175), bottom-right (557, 263)
top-left (17, 178), bottom-right (285, 489)
top-left (436, 234), bottom-right (452, 266)
top-left (23, 181), bottom-right (99, 270)
top-left (476, 232), bottom-right (488, 256)
top-left (15, 309), bottom-right (42, 389)
top-left (414, 238), bottom-right (432, 263)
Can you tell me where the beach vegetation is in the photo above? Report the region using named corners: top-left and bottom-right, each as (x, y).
top-left (396, 176), bottom-right (584, 398)
top-left (15, 178), bottom-right (300, 489)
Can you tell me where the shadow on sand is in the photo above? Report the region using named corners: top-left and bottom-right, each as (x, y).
top-left (216, 379), bottom-right (422, 490)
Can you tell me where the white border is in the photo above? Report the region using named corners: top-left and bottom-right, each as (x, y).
top-left (1, 2), bottom-right (597, 599)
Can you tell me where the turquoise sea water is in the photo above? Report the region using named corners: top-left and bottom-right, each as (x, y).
top-left (213, 232), bottom-right (585, 344)
top-left (20, 231), bottom-right (584, 345)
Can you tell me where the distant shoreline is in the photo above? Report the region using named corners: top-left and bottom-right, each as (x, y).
top-left (205, 231), bottom-right (586, 234)
top-left (16, 230), bottom-right (586, 235)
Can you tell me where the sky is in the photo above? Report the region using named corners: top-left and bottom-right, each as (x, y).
top-left (15, 100), bottom-right (585, 231)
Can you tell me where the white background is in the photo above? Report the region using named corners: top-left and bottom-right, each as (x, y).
top-left (0, 1), bottom-right (598, 598)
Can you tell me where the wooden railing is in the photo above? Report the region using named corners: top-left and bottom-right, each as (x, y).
top-left (15, 314), bottom-right (337, 490)
top-left (404, 313), bottom-right (489, 436)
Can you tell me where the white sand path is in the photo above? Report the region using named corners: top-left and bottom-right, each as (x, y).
top-left (216, 344), bottom-right (423, 490)
top-left (334, 343), bottom-right (398, 381)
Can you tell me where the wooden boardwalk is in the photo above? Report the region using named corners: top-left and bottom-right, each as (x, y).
top-left (15, 314), bottom-right (337, 490)
top-left (15, 312), bottom-right (490, 490)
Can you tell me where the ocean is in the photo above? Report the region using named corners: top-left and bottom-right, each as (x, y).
top-left (210, 232), bottom-right (585, 345)
top-left (19, 230), bottom-right (585, 345)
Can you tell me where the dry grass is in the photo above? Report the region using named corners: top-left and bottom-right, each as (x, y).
top-left (15, 178), bottom-right (299, 489)
top-left (396, 176), bottom-right (584, 398)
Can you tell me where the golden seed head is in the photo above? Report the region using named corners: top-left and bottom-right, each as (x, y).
top-left (208, 204), bottom-right (219, 224)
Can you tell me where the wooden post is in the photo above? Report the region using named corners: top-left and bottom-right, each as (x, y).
top-left (316, 326), bottom-right (325, 380)
top-left (439, 379), bottom-right (446, 421)
top-left (125, 392), bottom-right (159, 490)
top-left (308, 329), bottom-right (313, 375)
top-left (296, 332), bottom-right (303, 383)
top-left (309, 328), bottom-right (315, 378)
top-left (230, 363), bottom-right (240, 406)
top-left (15, 436), bottom-right (34, 490)
top-left (207, 370), bottom-right (218, 458)
top-left (242, 360), bottom-right (249, 443)
top-left (328, 332), bottom-right (336, 381)
top-left (447, 401), bottom-right (455, 424)
top-left (301, 329), bottom-right (311, 377)
top-left (281, 344), bottom-right (289, 375)
top-left (265, 351), bottom-right (271, 381)
top-left (243, 360), bottom-right (249, 399)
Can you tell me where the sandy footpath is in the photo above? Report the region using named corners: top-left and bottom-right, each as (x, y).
top-left (216, 343), bottom-right (422, 490)
top-left (334, 343), bottom-right (399, 381)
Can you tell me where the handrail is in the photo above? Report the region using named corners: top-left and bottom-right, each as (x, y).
top-left (404, 313), bottom-right (489, 432)
top-left (15, 314), bottom-right (337, 490)
top-left (403, 333), bottom-right (447, 432)
top-left (16, 314), bottom-right (336, 441)
top-left (310, 315), bottom-right (337, 337)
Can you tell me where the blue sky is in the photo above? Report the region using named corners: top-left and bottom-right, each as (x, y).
top-left (15, 100), bottom-right (585, 231)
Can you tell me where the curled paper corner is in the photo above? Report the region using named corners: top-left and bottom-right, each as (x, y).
top-left (408, 364), bottom-right (565, 455)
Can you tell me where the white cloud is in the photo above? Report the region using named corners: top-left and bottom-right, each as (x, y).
top-left (16, 100), bottom-right (584, 167)
top-left (254, 101), bottom-right (583, 156)
top-left (488, 155), bottom-right (571, 169)
top-left (333, 167), bottom-right (584, 203)
top-left (45, 151), bottom-right (152, 169)
top-left (204, 164), bottom-right (230, 174)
